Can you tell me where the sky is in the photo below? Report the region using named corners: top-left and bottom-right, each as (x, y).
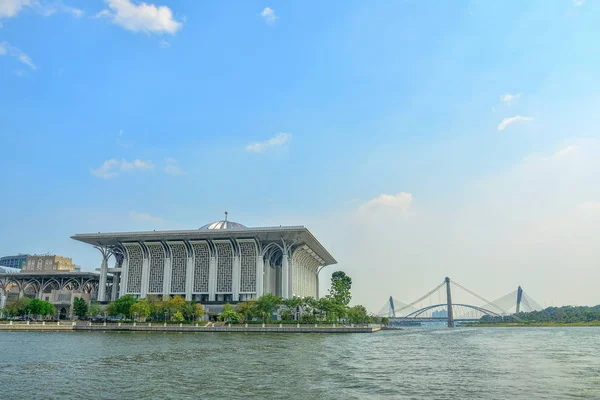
top-left (1, 0), bottom-right (600, 313)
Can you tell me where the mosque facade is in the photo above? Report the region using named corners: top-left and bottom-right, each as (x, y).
top-left (71, 216), bottom-right (337, 303)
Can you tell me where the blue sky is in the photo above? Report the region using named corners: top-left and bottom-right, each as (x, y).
top-left (2, 0), bottom-right (600, 311)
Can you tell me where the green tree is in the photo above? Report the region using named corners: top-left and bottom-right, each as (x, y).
top-left (73, 297), bottom-right (88, 319)
top-left (147, 295), bottom-right (167, 320)
top-left (347, 305), bottom-right (369, 323)
top-left (27, 298), bottom-right (44, 317)
top-left (235, 300), bottom-right (256, 322)
top-left (280, 309), bottom-right (293, 321)
top-left (171, 311), bottom-right (185, 323)
top-left (106, 294), bottom-right (138, 318)
top-left (194, 303), bottom-right (204, 321)
top-left (130, 298), bottom-right (151, 321)
top-left (282, 296), bottom-right (302, 320)
top-left (4, 297), bottom-right (31, 317)
top-left (328, 271), bottom-right (352, 307)
top-left (181, 301), bottom-right (196, 321)
top-left (255, 293), bottom-right (282, 322)
top-left (168, 295), bottom-right (186, 315)
top-left (40, 301), bottom-right (54, 318)
top-left (220, 309), bottom-right (242, 323)
top-left (88, 302), bottom-right (103, 318)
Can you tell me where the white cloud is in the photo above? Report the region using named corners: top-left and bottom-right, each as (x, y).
top-left (500, 93), bottom-right (521, 106)
top-left (0, 0), bottom-right (30, 19)
top-left (0, 0), bottom-right (82, 20)
top-left (260, 7), bottom-right (277, 24)
top-left (159, 38), bottom-right (170, 48)
top-left (552, 145), bottom-right (578, 159)
top-left (0, 41), bottom-right (36, 69)
top-left (96, 0), bottom-right (182, 35)
top-left (497, 115), bottom-right (533, 131)
top-left (574, 0), bottom-right (585, 6)
top-left (129, 211), bottom-right (163, 223)
top-left (91, 158), bottom-right (154, 179)
top-left (163, 157), bottom-right (183, 175)
top-left (246, 133), bottom-right (291, 153)
top-left (359, 192), bottom-right (413, 212)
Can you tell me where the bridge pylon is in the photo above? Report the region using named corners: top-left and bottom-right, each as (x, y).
top-left (388, 296), bottom-right (396, 318)
top-left (516, 286), bottom-right (523, 314)
top-left (445, 277), bottom-right (454, 328)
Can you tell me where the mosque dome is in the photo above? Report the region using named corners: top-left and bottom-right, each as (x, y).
top-left (200, 212), bottom-right (246, 230)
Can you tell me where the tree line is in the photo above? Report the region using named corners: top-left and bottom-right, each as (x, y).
top-left (480, 305), bottom-right (600, 324)
top-left (100, 271), bottom-right (378, 324)
top-left (2, 297), bottom-right (55, 319)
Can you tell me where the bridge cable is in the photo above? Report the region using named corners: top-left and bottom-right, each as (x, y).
top-left (395, 281), bottom-right (446, 315)
top-left (451, 280), bottom-right (522, 321)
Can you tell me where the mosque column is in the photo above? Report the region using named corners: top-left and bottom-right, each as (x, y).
top-left (111, 273), bottom-right (119, 301)
top-left (256, 255), bottom-right (264, 298)
top-left (281, 254), bottom-right (290, 299)
top-left (185, 253), bottom-right (194, 301)
top-left (162, 252), bottom-right (172, 298)
top-left (208, 256), bottom-right (217, 301)
top-left (263, 259), bottom-right (271, 295)
top-left (232, 254), bottom-right (241, 301)
top-left (94, 246), bottom-right (111, 302)
top-left (119, 258), bottom-right (129, 297)
top-left (0, 289), bottom-right (6, 314)
top-left (140, 248), bottom-right (150, 299)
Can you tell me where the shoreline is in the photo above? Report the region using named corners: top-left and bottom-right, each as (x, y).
top-left (469, 322), bottom-right (600, 327)
top-left (0, 322), bottom-right (380, 333)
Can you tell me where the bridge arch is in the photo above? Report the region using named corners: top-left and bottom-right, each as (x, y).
top-left (404, 303), bottom-right (502, 319)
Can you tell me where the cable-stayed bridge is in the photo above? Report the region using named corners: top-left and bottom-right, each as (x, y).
top-left (377, 277), bottom-right (543, 327)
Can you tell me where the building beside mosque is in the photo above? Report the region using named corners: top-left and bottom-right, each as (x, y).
top-left (70, 214), bottom-right (337, 303)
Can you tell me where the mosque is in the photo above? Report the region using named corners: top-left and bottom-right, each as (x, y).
top-left (71, 213), bottom-right (337, 303)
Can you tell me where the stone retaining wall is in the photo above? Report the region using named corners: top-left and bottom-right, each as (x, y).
top-left (0, 322), bottom-right (379, 333)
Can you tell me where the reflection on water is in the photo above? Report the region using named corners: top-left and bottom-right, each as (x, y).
top-left (1, 327), bottom-right (599, 399)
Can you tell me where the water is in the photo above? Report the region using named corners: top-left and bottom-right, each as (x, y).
top-left (1, 327), bottom-right (599, 399)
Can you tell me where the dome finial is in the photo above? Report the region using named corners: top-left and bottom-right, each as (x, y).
top-left (225, 211), bottom-right (228, 222)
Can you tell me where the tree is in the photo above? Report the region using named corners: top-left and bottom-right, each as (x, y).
top-left (235, 300), bottom-right (256, 322)
top-left (27, 299), bottom-right (54, 319)
top-left (106, 294), bottom-right (138, 317)
top-left (40, 301), bottom-right (55, 318)
top-left (347, 305), bottom-right (369, 323)
top-left (282, 296), bottom-right (302, 320)
top-left (220, 309), bottom-right (242, 323)
top-left (4, 297), bottom-right (30, 317)
top-left (280, 309), bottom-right (293, 321)
top-left (27, 299), bottom-right (44, 317)
top-left (194, 303), bottom-right (204, 321)
top-left (147, 295), bottom-right (167, 320)
top-left (73, 297), bottom-right (88, 319)
top-left (255, 293), bottom-right (281, 322)
top-left (181, 301), bottom-right (196, 321)
top-left (328, 271), bottom-right (352, 307)
top-left (171, 311), bottom-right (185, 323)
top-left (167, 295), bottom-right (186, 315)
top-left (88, 302), bottom-right (103, 318)
top-left (130, 298), bottom-right (151, 321)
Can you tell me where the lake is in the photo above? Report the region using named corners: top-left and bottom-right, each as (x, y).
top-left (1, 327), bottom-right (599, 399)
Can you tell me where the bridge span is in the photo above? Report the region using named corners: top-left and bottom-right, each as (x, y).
top-left (379, 278), bottom-right (542, 328)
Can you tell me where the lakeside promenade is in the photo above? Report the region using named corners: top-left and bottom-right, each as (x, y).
top-left (0, 321), bottom-right (380, 333)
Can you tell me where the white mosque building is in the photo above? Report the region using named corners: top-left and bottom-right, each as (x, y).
top-left (71, 214), bottom-right (337, 303)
